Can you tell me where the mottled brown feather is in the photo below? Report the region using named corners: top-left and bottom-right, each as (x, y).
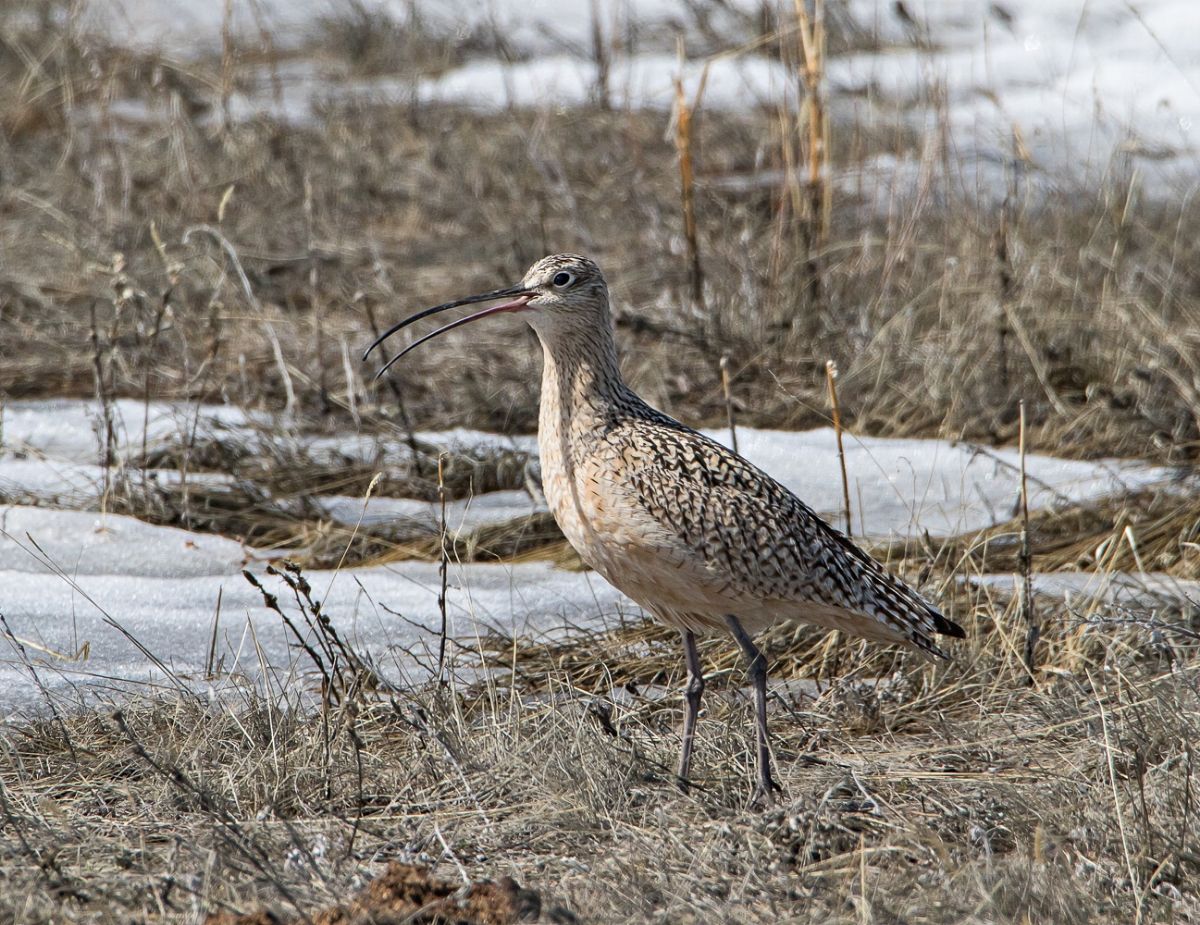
top-left (522, 254), bottom-right (963, 657)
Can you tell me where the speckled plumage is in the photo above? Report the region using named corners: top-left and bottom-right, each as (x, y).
top-left (527, 255), bottom-right (961, 656)
top-left (372, 253), bottom-right (963, 799)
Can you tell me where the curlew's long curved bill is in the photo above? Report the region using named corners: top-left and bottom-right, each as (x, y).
top-left (362, 284), bottom-right (532, 380)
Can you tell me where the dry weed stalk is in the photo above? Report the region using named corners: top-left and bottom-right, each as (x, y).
top-left (437, 452), bottom-right (450, 682)
top-left (720, 354), bottom-right (739, 454)
top-left (205, 586), bottom-right (223, 680)
top-left (340, 334), bottom-right (361, 427)
top-left (1102, 170), bottom-right (1139, 308)
top-left (994, 201), bottom-right (1014, 392)
top-left (672, 44), bottom-right (708, 313)
top-left (302, 171), bottom-right (332, 413)
top-left (243, 562), bottom-right (377, 704)
top-left (825, 360), bottom-right (851, 537)
top-left (1018, 401), bottom-right (1038, 680)
top-left (220, 0), bottom-right (235, 128)
top-left (87, 301), bottom-right (116, 510)
top-left (589, 0), bottom-right (611, 111)
top-left (138, 289), bottom-right (171, 496)
top-left (792, 0), bottom-right (828, 307)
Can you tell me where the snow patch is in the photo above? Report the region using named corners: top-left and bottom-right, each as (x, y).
top-left (0, 507), bottom-right (631, 716)
top-left (0, 398), bottom-right (1181, 716)
top-left (973, 571), bottom-right (1200, 611)
top-left (0, 507), bottom-right (249, 578)
top-left (318, 489), bottom-right (544, 532)
top-left (708, 426), bottom-right (1170, 539)
top-left (1, 398), bottom-right (253, 464)
top-left (2, 399), bottom-right (1172, 538)
top-left (69, 0), bottom-right (1200, 194)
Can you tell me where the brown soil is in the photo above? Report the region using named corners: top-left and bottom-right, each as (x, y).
top-left (206, 861), bottom-right (558, 925)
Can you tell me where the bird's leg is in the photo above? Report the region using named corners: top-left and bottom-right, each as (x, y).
top-left (724, 615), bottom-right (780, 803)
top-left (677, 629), bottom-right (705, 790)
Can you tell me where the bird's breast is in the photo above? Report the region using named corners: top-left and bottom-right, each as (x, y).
top-left (536, 420), bottom-right (728, 617)
top-left (537, 422), bottom-right (623, 571)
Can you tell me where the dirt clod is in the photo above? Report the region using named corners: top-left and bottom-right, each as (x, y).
top-left (207, 862), bottom-right (549, 925)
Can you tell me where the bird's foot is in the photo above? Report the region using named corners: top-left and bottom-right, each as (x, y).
top-left (750, 776), bottom-right (783, 809)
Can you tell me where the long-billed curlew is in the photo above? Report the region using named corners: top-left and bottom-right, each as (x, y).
top-left (365, 254), bottom-right (964, 801)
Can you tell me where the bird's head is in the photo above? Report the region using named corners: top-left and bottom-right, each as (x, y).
top-left (363, 253), bottom-right (610, 378)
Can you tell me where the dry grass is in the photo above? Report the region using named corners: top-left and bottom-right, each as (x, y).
top-left (3, 4), bottom-right (1200, 464)
top-left (2, 569), bottom-right (1199, 923)
top-left (4, 2), bottom-right (1200, 922)
top-left (882, 485), bottom-right (1200, 582)
top-left (122, 427), bottom-right (542, 567)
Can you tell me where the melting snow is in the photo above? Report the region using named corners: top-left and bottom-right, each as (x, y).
top-left (710, 427), bottom-right (1170, 539)
top-left (312, 424), bottom-right (1170, 540)
top-left (1, 398), bottom-right (254, 464)
top-left (973, 572), bottom-right (1200, 613)
top-left (67, 0), bottom-right (1200, 194)
top-left (0, 507), bottom-right (632, 717)
top-left (318, 490), bottom-right (544, 532)
top-left (1, 398), bottom-right (1180, 714)
top-left (0, 507), bottom-right (249, 579)
top-left (2, 399), bottom-right (1172, 539)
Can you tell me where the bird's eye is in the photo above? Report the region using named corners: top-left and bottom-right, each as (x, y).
top-left (552, 271), bottom-right (574, 288)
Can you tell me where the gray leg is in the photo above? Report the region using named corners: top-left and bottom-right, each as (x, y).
top-left (724, 615), bottom-right (780, 802)
top-left (678, 629), bottom-right (705, 789)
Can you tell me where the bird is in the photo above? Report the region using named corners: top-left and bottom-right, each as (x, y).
top-left (364, 254), bottom-right (964, 802)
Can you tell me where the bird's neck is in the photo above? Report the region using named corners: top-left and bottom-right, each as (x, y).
top-left (536, 321), bottom-right (627, 436)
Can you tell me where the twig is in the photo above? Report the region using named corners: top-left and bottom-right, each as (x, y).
top-left (1018, 401), bottom-right (1038, 682)
top-left (719, 355), bottom-right (738, 455)
top-left (437, 453), bottom-right (450, 683)
top-left (139, 288), bottom-right (171, 497)
top-left (272, 561), bottom-right (380, 703)
top-left (205, 586), bottom-right (222, 680)
top-left (994, 201), bottom-right (1013, 392)
top-left (243, 568), bottom-right (332, 695)
top-left (219, 0), bottom-right (234, 128)
top-left (266, 330), bottom-right (298, 418)
top-left (793, 0), bottom-right (828, 308)
top-left (589, 0), bottom-right (610, 110)
top-left (673, 41), bottom-right (709, 313)
top-left (182, 224), bottom-right (296, 416)
top-left (303, 170), bottom-right (330, 414)
top-left (89, 301), bottom-right (115, 511)
top-left (434, 822), bottom-right (471, 886)
top-left (826, 360), bottom-right (852, 537)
